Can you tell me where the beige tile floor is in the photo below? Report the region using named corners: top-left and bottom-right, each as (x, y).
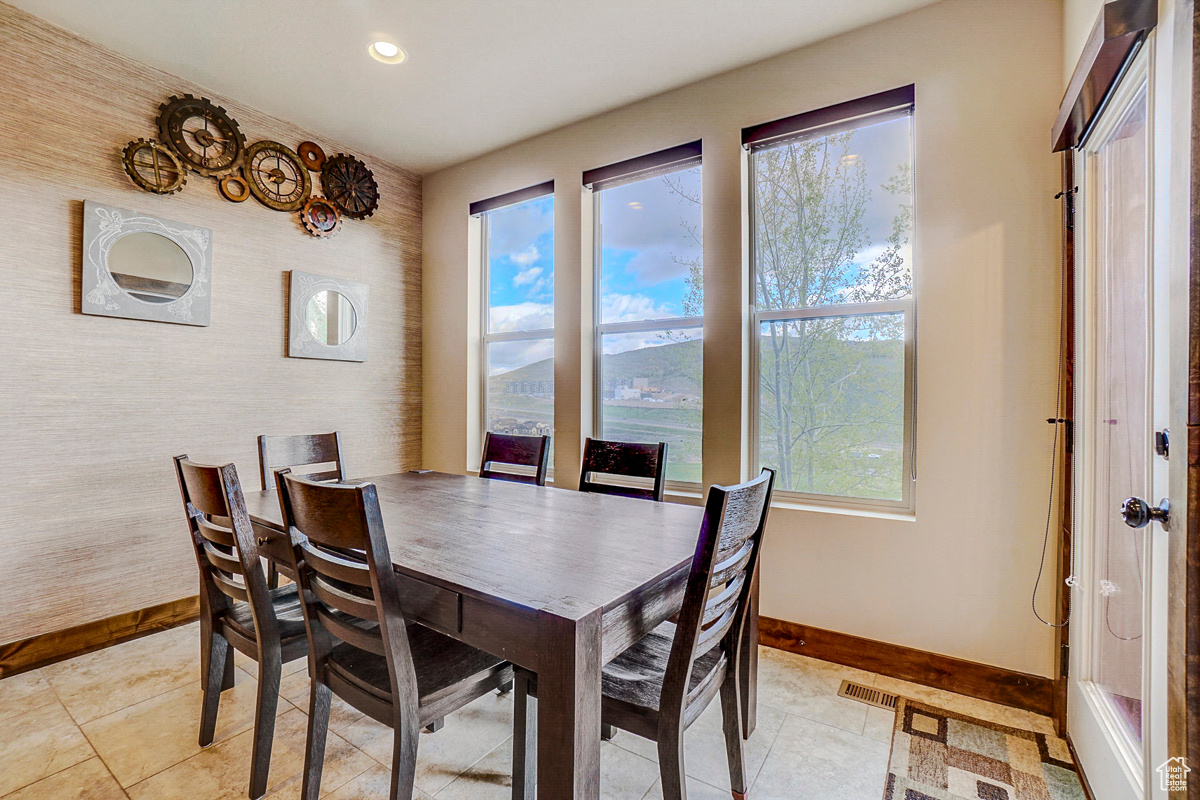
top-left (0, 622), bottom-right (1056, 800)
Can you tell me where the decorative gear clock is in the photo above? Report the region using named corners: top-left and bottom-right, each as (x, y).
top-left (156, 94), bottom-right (245, 177)
top-left (122, 138), bottom-right (186, 195)
top-left (243, 140), bottom-right (312, 212)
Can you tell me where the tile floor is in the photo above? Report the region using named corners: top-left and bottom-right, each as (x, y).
top-left (0, 623), bottom-right (1057, 800)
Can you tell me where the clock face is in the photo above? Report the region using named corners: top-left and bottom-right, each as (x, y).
top-left (157, 95), bottom-right (244, 178)
top-left (243, 141), bottom-right (311, 212)
top-left (321, 154), bottom-right (379, 220)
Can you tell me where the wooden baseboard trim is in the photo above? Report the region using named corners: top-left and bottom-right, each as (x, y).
top-left (759, 616), bottom-right (1055, 717)
top-left (0, 596), bottom-right (200, 679)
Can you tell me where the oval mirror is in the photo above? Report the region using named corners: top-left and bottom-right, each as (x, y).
top-left (306, 290), bottom-right (358, 346)
top-left (106, 232), bottom-right (194, 303)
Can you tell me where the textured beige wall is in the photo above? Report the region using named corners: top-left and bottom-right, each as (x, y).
top-left (0, 2), bottom-right (422, 644)
top-left (423, 0), bottom-right (1063, 675)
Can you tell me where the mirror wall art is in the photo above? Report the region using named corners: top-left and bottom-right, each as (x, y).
top-left (288, 270), bottom-right (368, 362)
top-left (81, 200), bottom-right (212, 326)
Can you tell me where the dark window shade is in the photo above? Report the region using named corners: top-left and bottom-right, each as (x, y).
top-left (583, 140), bottom-right (702, 191)
top-left (470, 180), bottom-right (554, 216)
top-left (742, 85), bottom-right (915, 151)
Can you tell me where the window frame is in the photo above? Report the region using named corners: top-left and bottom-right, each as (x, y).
top-left (746, 101), bottom-right (917, 514)
top-left (476, 194), bottom-right (556, 464)
top-left (589, 156), bottom-right (705, 492)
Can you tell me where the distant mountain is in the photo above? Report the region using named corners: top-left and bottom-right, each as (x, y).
top-left (491, 334), bottom-right (900, 395)
top-left (493, 337), bottom-right (702, 394)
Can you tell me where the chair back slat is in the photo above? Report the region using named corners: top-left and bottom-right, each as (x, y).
top-left (300, 540), bottom-right (374, 588)
top-left (278, 472), bottom-right (420, 715)
top-left (578, 438), bottom-right (667, 502)
top-left (709, 541), bottom-right (753, 589)
top-left (315, 606), bottom-right (387, 656)
top-left (210, 570), bottom-right (251, 603)
top-left (258, 432), bottom-right (347, 491)
top-left (196, 517), bottom-right (237, 549)
top-left (174, 455), bottom-right (277, 642)
top-left (308, 571), bottom-right (380, 623)
top-left (701, 572), bottom-right (745, 629)
top-left (202, 540), bottom-right (245, 577)
top-left (661, 469), bottom-right (775, 720)
top-left (479, 432), bottom-right (550, 486)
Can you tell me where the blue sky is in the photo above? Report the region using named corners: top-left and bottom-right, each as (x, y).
top-left (485, 116), bottom-right (911, 373)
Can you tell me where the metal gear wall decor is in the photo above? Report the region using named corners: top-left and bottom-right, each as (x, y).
top-left (298, 141), bottom-right (326, 171)
top-left (299, 197), bottom-right (343, 238)
top-left (321, 153), bottom-right (379, 220)
top-left (218, 172), bottom-right (250, 202)
top-left (120, 94), bottom-right (382, 235)
top-left (157, 94), bottom-right (245, 177)
top-left (243, 140), bottom-right (311, 212)
top-left (122, 138), bottom-right (186, 195)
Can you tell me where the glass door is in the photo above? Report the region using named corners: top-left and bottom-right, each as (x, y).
top-left (1070, 47), bottom-right (1169, 800)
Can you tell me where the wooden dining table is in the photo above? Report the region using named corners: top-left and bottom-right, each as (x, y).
top-left (244, 470), bottom-right (758, 800)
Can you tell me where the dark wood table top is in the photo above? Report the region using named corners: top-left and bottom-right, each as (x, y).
top-left (245, 471), bottom-right (704, 619)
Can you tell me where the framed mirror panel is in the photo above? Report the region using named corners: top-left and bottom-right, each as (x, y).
top-left (288, 270), bottom-right (368, 362)
top-left (81, 200), bottom-right (212, 326)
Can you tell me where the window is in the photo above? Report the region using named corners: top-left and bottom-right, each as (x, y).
top-left (746, 87), bottom-right (915, 509)
top-left (587, 142), bottom-right (703, 484)
top-left (474, 183), bottom-right (555, 446)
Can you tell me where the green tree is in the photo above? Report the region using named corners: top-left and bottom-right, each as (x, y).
top-left (752, 132), bottom-right (912, 498)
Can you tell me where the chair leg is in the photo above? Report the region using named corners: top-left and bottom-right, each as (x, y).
top-left (497, 679), bottom-right (514, 695)
top-left (266, 561), bottom-right (280, 590)
top-left (511, 671), bottom-right (537, 800)
top-left (423, 717), bottom-right (444, 733)
top-left (657, 730), bottom-right (687, 800)
top-left (719, 679), bottom-right (747, 800)
top-left (301, 681), bottom-right (332, 800)
top-left (389, 719), bottom-right (420, 800)
top-left (601, 723), bottom-right (616, 741)
top-left (221, 643), bottom-right (237, 691)
top-left (248, 657), bottom-right (281, 800)
top-left (199, 632), bottom-right (230, 747)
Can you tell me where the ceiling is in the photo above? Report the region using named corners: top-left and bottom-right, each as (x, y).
top-left (11, 0), bottom-right (940, 174)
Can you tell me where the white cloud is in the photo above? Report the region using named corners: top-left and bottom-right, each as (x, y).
top-left (511, 245), bottom-right (540, 267)
top-left (601, 293), bottom-right (676, 324)
top-left (513, 266), bottom-right (543, 286)
top-left (490, 302), bottom-right (553, 332)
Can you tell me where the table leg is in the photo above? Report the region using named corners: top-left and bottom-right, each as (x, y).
top-left (536, 602), bottom-right (602, 800)
top-left (739, 570), bottom-right (759, 738)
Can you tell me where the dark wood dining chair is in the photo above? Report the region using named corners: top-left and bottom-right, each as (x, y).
top-left (257, 432), bottom-right (348, 587)
top-left (511, 468), bottom-right (775, 800)
top-left (578, 438), bottom-right (668, 502)
top-left (275, 471), bottom-right (515, 800)
top-left (173, 455), bottom-right (309, 800)
top-left (479, 432), bottom-right (550, 486)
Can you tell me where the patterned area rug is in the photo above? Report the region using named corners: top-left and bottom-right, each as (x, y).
top-left (883, 699), bottom-right (1087, 800)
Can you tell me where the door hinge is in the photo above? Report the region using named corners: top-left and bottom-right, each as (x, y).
top-left (1060, 643), bottom-right (1070, 678)
top-left (1056, 186), bottom-right (1078, 230)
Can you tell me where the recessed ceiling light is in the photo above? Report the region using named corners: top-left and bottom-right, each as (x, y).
top-left (368, 40), bottom-right (406, 64)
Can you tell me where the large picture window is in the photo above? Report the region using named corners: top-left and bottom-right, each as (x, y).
top-left (746, 87), bottom-right (915, 509)
top-left (587, 143), bottom-right (703, 484)
top-left (474, 183), bottom-right (555, 445)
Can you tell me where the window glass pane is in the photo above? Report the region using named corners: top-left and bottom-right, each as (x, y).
top-left (752, 114), bottom-right (912, 311)
top-left (758, 313), bottom-right (905, 500)
top-left (598, 165), bottom-right (702, 323)
top-left (487, 338), bottom-right (553, 439)
top-left (487, 195), bottom-right (554, 333)
top-left (599, 328), bottom-right (702, 483)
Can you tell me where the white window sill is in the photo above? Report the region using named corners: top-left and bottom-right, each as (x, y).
top-left (769, 497), bottom-right (916, 522)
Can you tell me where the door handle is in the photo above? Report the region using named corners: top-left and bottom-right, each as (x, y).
top-left (1120, 496), bottom-right (1170, 529)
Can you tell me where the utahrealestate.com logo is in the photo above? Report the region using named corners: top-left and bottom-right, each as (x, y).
top-left (1158, 757), bottom-right (1191, 792)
